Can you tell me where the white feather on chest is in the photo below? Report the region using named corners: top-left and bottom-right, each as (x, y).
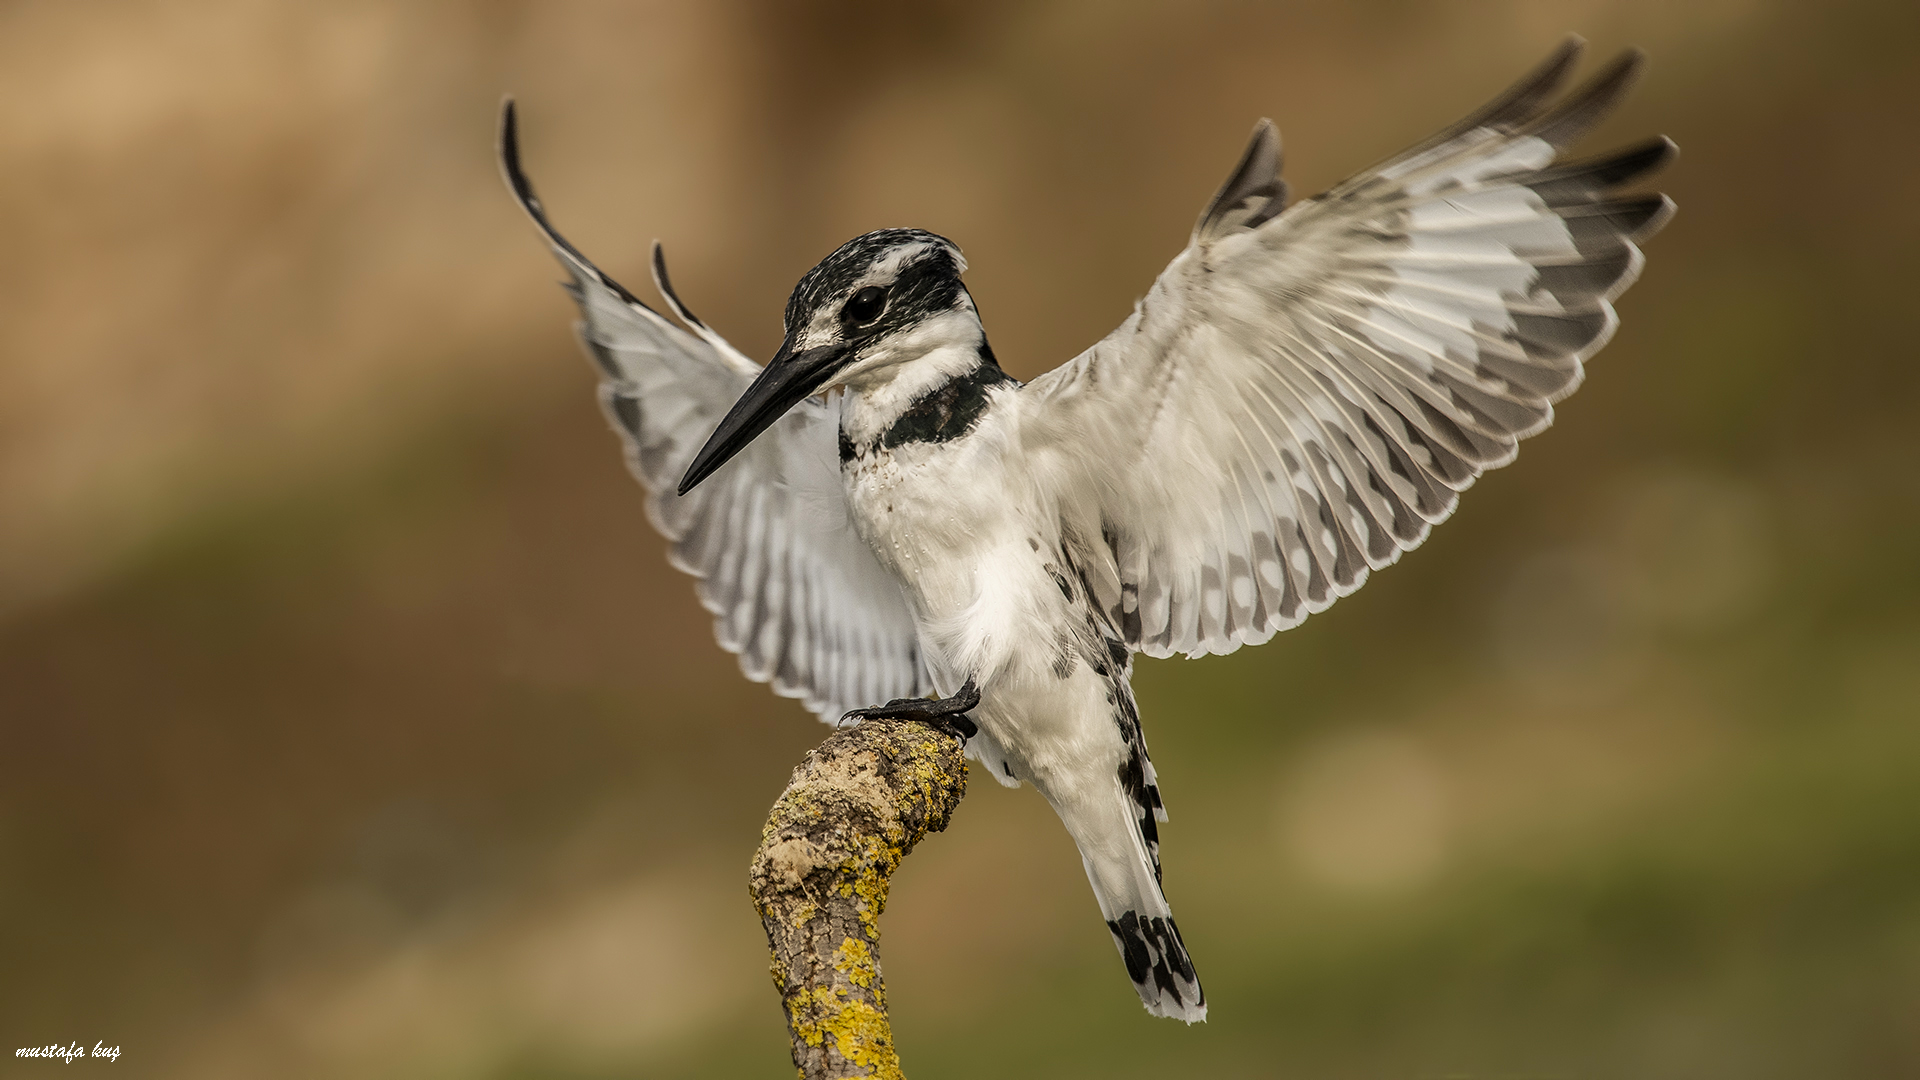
top-left (840, 392), bottom-right (1062, 690)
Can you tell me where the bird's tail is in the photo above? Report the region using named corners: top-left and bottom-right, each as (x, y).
top-left (1059, 780), bottom-right (1206, 1022)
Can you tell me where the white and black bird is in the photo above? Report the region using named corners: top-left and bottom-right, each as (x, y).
top-left (500, 38), bottom-right (1673, 1022)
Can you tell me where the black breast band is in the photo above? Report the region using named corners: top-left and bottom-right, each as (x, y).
top-left (841, 353), bottom-right (1019, 462)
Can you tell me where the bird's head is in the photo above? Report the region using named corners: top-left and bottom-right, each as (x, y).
top-left (678, 229), bottom-right (978, 495)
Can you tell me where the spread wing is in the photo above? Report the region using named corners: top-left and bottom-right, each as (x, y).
top-left (1024, 39), bottom-right (1675, 658)
top-left (499, 102), bottom-right (929, 720)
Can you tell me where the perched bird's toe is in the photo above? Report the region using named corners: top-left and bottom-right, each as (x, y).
top-left (933, 714), bottom-right (977, 742)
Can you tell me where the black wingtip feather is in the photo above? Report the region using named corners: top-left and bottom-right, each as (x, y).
top-left (1530, 135), bottom-right (1677, 202)
top-left (495, 97), bottom-right (656, 313)
top-left (1195, 118), bottom-right (1286, 241)
top-left (1527, 47), bottom-right (1648, 149)
top-left (1629, 193), bottom-right (1678, 242)
top-left (650, 242), bottom-right (710, 331)
top-left (1594, 134), bottom-right (1678, 186)
top-left (497, 97), bottom-right (535, 215)
top-left (1466, 34), bottom-right (1587, 133)
top-left (1397, 35), bottom-right (1585, 167)
top-left (1554, 193), bottom-right (1675, 244)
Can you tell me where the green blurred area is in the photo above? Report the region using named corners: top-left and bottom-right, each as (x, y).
top-left (4, 1), bottom-right (1918, 1077)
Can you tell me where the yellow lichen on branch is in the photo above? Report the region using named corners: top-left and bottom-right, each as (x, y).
top-left (749, 718), bottom-right (969, 1080)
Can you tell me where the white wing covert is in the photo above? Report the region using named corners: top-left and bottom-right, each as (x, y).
top-left (1025, 40), bottom-right (1675, 659)
top-left (500, 104), bottom-right (929, 721)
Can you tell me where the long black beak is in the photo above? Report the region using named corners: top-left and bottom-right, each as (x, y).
top-left (678, 340), bottom-right (847, 495)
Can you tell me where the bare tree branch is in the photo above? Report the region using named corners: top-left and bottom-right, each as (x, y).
top-left (750, 718), bottom-right (969, 1079)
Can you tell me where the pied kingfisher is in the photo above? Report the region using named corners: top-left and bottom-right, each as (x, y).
top-left (500, 38), bottom-right (1673, 1022)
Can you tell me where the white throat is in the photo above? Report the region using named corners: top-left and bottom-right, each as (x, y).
top-left (835, 310), bottom-right (990, 445)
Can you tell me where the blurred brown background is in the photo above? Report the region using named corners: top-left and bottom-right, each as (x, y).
top-left (4, 1), bottom-right (1917, 1077)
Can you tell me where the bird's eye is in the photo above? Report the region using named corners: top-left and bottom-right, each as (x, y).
top-left (843, 286), bottom-right (888, 326)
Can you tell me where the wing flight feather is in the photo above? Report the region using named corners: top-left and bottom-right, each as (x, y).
top-left (1024, 39), bottom-right (1675, 659)
top-left (499, 101), bottom-right (928, 719)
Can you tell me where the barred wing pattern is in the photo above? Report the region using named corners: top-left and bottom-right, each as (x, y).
top-left (500, 104), bottom-right (928, 720)
top-left (1026, 40), bottom-right (1674, 659)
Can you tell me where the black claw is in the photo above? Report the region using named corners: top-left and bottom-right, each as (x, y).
top-left (842, 677), bottom-right (981, 740)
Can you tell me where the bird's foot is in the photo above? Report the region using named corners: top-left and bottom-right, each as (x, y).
top-left (842, 678), bottom-right (980, 742)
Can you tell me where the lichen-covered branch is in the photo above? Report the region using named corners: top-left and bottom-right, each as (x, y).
top-left (750, 718), bottom-right (969, 1079)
